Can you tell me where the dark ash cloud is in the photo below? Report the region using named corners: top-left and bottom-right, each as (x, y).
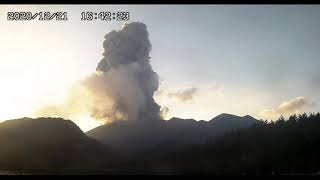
top-left (36, 22), bottom-right (163, 124)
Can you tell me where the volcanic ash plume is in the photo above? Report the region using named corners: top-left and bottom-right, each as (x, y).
top-left (36, 22), bottom-right (162, 124)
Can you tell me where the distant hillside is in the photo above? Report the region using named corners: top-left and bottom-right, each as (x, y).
top-left (208, 113), bottom-right (259, 132)
top-left (141, 113), bottom-right (320, 175)
top-left (86, 113), bottom-right (258, 152)
top-left (1, 114), bottom-right (320, 175)
top-left (0, 117), bottom-right (110, 174)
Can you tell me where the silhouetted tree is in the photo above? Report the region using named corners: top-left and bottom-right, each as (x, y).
top-left (123, 113), bottom-right (320, 175)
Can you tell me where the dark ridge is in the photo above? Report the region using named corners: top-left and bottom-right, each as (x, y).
top-left (0, 117), bottom-right (111, 174)
top-left (210, 113), bottom-right (241, 121)
top-left (86, 113), bottom-right (259, 152)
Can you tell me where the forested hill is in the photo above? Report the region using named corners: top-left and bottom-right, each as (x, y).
top-left (0, 117), bottom-right (111, 174)
top-left (133, 113), bottom-right (320, 175)
top-left (1, 113), bottom-right (320, 175)
top-left (86, 113), bottom-right (258, 151)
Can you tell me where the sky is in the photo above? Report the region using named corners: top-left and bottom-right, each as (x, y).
top-left (0, 5), bottom-right (319, 131)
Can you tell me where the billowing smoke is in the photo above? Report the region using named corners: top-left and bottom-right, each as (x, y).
top-left (85, 22), bottom-right (161, 122)
top-left (159, 106), bottom-right (170, 119)
top-left (35, 22), bottom-right (162, 124)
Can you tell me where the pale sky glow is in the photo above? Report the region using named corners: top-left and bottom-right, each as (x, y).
top-left (0, 5), bottom-right (319, 131)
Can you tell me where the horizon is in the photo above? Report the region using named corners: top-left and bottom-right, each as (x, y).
top-left (0, 5), bottom-right (319, 131)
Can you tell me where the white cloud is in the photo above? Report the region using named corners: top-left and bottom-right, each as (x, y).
top-left (259, 96), bottom-right (316, 120)
top-left (168, 87), bottom-right (198, 103)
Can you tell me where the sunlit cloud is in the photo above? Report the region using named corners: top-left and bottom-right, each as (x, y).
top-left (160, 106), bottom-right (170, 120)
top-left (168, 87), bottom-right (198, 103)
top-left (259, 96), bottom-right (316, 120)
top-left (208, 82), bottom-right (224, 92)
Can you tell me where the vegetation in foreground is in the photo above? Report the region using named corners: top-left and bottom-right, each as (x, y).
top-left (0, 113), bottom-right (320, 175)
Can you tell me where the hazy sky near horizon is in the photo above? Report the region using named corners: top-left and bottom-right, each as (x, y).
top-left (0, 5), bottom-right (319, 131)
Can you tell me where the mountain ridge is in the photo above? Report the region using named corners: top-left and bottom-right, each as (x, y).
top-left (0, 117), bottom-right (111, 173)
top-left (86, 113), bottom-right (259, 152)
